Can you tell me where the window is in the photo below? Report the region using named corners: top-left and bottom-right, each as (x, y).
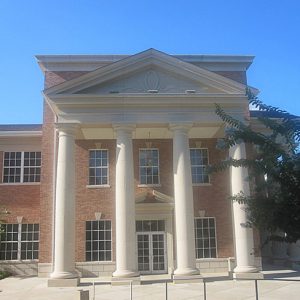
top-left (89, 150), bottom-right (109, 185)
top-left (194, 217), bottom-right (217, 259)
top-left (136, 220), bottom-right (165, 232)
top-left (190, 148), bottom-right (209, 184)
top-left (139, 149), bottom-right (159, 185)
top-left (0, 223), bottom-right (39, 261)
top-left (86, 220), bottom-right (112, 261)
top-left (3, 152), bottom-right (41, 183)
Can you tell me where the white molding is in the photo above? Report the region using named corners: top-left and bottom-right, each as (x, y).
top-left (0, 131), bottom-right (42, 137)
top-left (86, 184), bottom-right (111, 189)
top-left (44, 49), bottom-right (249, 95)
top-left (36, 51), bottom-right (254, 73)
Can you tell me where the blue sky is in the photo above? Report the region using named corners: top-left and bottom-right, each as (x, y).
top-left (0, 0), bottom-right (299, 124)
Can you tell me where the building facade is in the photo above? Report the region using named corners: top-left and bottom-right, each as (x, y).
top-left (0, 49), bottom-right (263, 284)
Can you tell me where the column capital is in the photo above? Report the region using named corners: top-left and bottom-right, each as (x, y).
top-left (55, 123), bottom-right (80, 136)
top-left (169, 123), bottom-right (193, 133)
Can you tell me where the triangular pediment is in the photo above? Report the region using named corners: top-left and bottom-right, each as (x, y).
top-left (45, 48), bottom-right (247, 96)
top-left (77, 67), bottom-right (222, 94)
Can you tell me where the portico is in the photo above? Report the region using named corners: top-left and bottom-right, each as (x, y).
top-left (37, 49), bottom-right (263, 286)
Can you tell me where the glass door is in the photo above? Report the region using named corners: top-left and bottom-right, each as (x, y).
top-left (137, 231), bottom-right (167, 274)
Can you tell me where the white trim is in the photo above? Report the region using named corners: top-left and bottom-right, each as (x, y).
top-left (192, 183), bottom-right (212, 187)
top-left (88, 149), bottom-right (109, 187)
top-left (85, 219), bottom-right (113, 263)
top-left (190, 148), bottom-right (210, 184)
top-left (2, 151), bottom-right (41, 184)
top-left (137, 184), bottom-right (162, 188)
top-left (139, 148), bottom-right (160, 186)
top-left (0, 131), bottom-right (42, 137)
top-left (194, 217), bottom-right (218, 259)
top-left (44, 49), bottom-right (249, 95)
top-left (36, 52), bottom-right (254, 73)
top-left (86, 184), bottom-right (111, 189)
top-left (0, 183), bottom-right (41, 186)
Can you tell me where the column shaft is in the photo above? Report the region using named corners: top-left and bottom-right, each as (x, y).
top-left (171, 124), bottom-right (199, 276)
top-left (113, 125), bottom-right (139, 278)
top-left (230, 143), bottom-right (258, 273)
top-left (51, 124), bottom-right (78, 279)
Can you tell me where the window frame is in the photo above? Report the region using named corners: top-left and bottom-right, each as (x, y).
top-left (0, 223), bottom-right (39, 261)
top-left (88, 149), bottom-right (109, 187)
top-left (138, 148), bottom-right (160, 186)
top-left (2, 151), bottom-right (41, 184)
top-left (194, 217), bottom-right (217, 259)
top-left (190, 148), bottom-right (210, 185)
top-left (85, 220), bottom-right (112, 262)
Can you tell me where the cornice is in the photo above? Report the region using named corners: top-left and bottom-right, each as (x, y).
top-left (46, 93), bottom-right (248, 108)
top-left (43, 50), bottom-right (248, 96)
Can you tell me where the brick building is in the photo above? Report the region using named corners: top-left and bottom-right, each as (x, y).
top-left (0, 49), bottom-right (263, 285)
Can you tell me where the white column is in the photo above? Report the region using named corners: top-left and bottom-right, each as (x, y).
top-left (112, 125), bottom-right (139, 278)
top-left (51, 123), bottom-right (78, 279)
top-left (170, 124), bottom-right (199, 276)
top-left (230, 143), bottom-right (258, 273)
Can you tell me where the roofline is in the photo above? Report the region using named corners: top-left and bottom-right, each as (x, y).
top-left (0, 124), bottom-right (42, 137)
top-left (36, 52), bottom-right (255, 73)
top-left (0, 131), bottom-right (42, 137)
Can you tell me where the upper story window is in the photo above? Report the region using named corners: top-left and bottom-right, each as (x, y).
top-left (139, 148), bottom-right (160, 185)
top-left (3, 152), bottom-right (41, 183)
top-left (89, 150), bottom-right (109, 186)
top-left (190, 148), bottom-right (209, 184)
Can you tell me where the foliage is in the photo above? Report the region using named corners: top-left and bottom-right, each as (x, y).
top-left (0, 270), bottom-right (10, 280)
top-left (212, 88), bottom-right (300, 243)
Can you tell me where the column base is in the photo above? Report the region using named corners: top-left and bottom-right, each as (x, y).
top-left (48, 277), bottom-right (80, 287)
top-left (50, 270), bottom-right (78, 279)
top-left (112, 269), bottom-right (139, 278)
top-left (233, 266), bottom-right (258, 273)
top-left (233, 272), bottom-right (264, 280)
top-left (174, 267), bottom-right (200, 276)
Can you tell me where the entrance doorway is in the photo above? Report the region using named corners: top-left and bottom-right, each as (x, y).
top-left (136, 220), bottom-right (167, 274)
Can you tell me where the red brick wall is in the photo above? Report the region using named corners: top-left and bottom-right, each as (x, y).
top-left (39, 101), bottom-right (56, 263)
top-left (45, 71), bottom-right (89, 89)
top-left (190, 139), bottom-right (234, 258)
top-left (75, 140), bottom-right (116, 262)
top-left (73, 138), bottom-right (235, 261)
top-left (0, 151), bottom-right (40, 224)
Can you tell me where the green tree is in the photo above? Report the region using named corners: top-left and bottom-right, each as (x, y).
top-left (212, 89), bottom-right (300, 243)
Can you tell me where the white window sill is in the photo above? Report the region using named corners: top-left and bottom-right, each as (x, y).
top-left (0, 182), bottom-right (40, 186)
top-left (86, 184), bottom-right (111, 189)
top-left (138, 184), bottom-right (161, 188)
top-left (0, 259), bottom-right (39, 263)
top-left (192, 183), bottom-right (211, 187)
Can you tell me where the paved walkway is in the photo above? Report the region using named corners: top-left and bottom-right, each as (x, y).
top-left (0, 266), bottom-right (299, 299)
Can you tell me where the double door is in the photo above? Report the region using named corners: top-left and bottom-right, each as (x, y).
top-left (137, 232), bottom-right (167, 274)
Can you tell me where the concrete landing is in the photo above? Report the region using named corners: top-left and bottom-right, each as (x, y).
top-left (172, 274), bottom-right (203, 284)
top-left (48, 277), bottom-right (80, 287)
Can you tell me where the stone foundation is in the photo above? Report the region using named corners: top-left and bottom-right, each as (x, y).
top-left (0, 261), bottom-right (38, 276)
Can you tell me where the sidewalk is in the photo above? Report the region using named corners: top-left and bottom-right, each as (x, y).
top-left (0, 266), bottom-right (299, 300)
